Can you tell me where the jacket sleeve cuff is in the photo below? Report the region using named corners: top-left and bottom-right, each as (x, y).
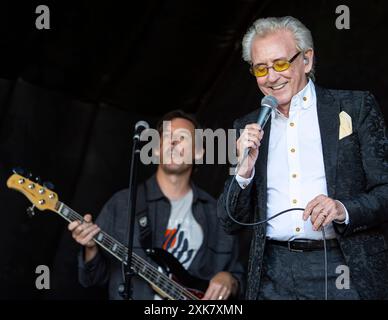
top-left (78, 247), bottom-right (102, 271)
top-left (334, 200), bottom-right (350, 225)
top-left (235, 168), bottom-right (255, 189)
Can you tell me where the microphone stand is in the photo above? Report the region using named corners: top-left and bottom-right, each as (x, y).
top-left (118, 128), bottom-right (142, 300)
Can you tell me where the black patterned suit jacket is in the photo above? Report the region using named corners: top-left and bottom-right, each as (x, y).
top-left (218, 86), bottom-right (388, 299)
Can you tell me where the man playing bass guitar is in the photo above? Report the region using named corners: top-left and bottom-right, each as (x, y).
top-left (68, 110), bottom-right (244, 300)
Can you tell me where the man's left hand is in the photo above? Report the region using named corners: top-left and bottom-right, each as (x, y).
top-left (303, 194), bottom-right (346, 231)
top-left (201, 271), bottom-right (238, 300)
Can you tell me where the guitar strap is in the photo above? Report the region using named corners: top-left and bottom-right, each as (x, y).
top-left (136, 182), bottom-right (153, 251)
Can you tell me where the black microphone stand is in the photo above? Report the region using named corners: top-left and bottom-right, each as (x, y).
top-left (118, 126), bottom-right (143, 300)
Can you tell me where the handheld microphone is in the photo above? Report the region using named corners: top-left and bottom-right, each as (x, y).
top-left (243, 95), bottom-right (278, 158)
top-left (256, 95), bottom-right (278, 127)
top-left (133, 120), bottom-right (150, 141)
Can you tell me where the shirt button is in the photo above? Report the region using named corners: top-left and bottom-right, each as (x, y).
top-left (303, 97), bottom-right (307, 101)
top-left (290, 122), bottom-right (295, 127)
top-left (242, 184), bottom-right (247, 188)
top-left (290, 148), bottom-right (296, 153)
top-left (292, 174), bottom-right (297, 179)
top-left (296, 227), bottom-right (301, 232)
top-left (292, 199), bottom-right (298, 204)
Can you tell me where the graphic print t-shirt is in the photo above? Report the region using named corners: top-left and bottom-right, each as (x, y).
top-left (153, 189), bottom-right (204, 299)
top-left (162, 190), bottom-right (203, 270)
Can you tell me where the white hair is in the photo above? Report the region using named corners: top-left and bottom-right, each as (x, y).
top-left (242, 16), bottom-right (315, 80)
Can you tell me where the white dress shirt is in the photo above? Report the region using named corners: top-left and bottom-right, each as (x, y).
top-left (237, 80), bottom-right (348, 241)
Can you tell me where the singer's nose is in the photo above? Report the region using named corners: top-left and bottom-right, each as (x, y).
top-left (266, 67), bottom-right (280, 83)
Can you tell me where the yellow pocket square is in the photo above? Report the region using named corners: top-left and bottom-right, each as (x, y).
top-left (339, 111), bottom-right (353, 140)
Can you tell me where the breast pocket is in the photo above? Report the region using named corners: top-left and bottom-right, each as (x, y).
top-left (338, 132), bottom-right (361, 159)
top-left (338, 132), bottom-right (358, 145)
top-left (337, 132), bottom-right (365, 194)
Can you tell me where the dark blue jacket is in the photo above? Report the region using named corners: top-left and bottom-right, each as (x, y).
top-left (79, 174), bottom-right (245, 299)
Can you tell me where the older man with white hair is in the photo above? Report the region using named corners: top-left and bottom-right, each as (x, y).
top-left (218, 16), bottom-right (388, 300)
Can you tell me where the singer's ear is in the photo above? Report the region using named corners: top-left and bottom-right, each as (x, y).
top-left (303, 49), bottom-right (314, 74)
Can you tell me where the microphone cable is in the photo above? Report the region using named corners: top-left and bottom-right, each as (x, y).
top-left (225, 160), bottom-right (328, 300)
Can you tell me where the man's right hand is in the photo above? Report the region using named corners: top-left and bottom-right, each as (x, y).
top-left (68, 214), bottom-right (100, 262)
top-left (236, 123), bottom-right (264, 178)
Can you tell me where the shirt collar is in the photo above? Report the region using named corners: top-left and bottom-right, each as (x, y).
top-left (291, 78), bottom-right (315, 110)
top-left (272, 79), bottom-right (316, 119)
top-left (145, 173), bottom-right (210, 203)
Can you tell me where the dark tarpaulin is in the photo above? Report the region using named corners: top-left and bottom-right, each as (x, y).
top-left (0, 0), bottom-right (387, 299)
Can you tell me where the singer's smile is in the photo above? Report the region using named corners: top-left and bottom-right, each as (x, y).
top-left (269, 82), bottom-right (288, 91)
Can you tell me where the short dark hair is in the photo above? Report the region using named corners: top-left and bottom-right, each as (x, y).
top-left (156, 110), bottom-right (201, 134)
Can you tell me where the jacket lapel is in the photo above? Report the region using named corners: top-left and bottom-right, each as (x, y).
top-left (255, 117), bottom-right (271, 221)
top-left (316, 86), bottom-right (340, 198)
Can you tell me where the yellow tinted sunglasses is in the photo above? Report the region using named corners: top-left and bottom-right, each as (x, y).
top-left (250, 52), bottom-right (302, 77)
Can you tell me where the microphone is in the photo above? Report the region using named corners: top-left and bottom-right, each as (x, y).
top-left (256, 95), bottom-right (278, 128)
top-left (133, 120), bottom-right (150, 141)
top-left (243, 95), bottom-right (278, 158)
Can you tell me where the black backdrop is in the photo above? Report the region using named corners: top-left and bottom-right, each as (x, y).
top-left (0, 0), bottom-right (387, 299)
